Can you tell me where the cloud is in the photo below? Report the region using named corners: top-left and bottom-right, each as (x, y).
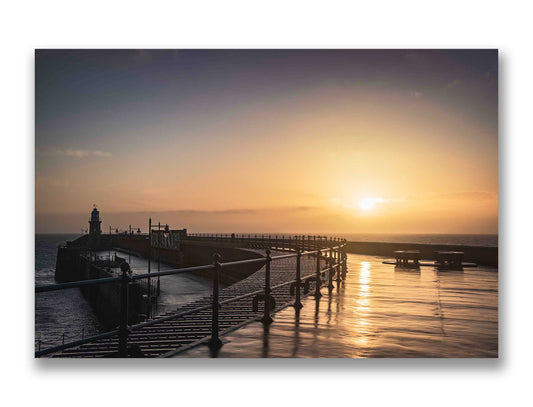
top-left (446, 79), bottom-right (462, 89)
top-left (38, 148), bottom-right (112, 159)
top-left (156, 206), bottom-right (320, 215)
top-left (35, 176), bottom-right (70, 188)
top-left (407, 191), bottom-right (497, 201)
top-left (409, 91), bottom-right (423, 99)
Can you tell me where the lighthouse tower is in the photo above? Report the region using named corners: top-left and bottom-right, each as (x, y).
top-left (89, 206), bottom-right (102, 235)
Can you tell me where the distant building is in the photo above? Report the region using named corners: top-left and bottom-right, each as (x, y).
top-left (89, 206), bottom-right (102, 235)
top-left (151, 227), bottom-right (187, 250)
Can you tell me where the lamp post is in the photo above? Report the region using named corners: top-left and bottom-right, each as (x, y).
top-left (147, 218), bottom-right (151, 318)
top-left (125, 225), bottom-right (142, 264)
top-left (157, 222), bottom-right (161, 296)
top-left (150, 221), bottom-right (170, 297)
top-left (108, 226), bottom-right (112, 270)
top-left (128, 225), bottom-right (143, 235)
top-left (106, 225), bottom-right (122, 270)
top-left (158, 223), bottom-right (170, 296)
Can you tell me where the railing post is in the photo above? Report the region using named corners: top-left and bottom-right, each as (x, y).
top-left (328, 247), bottom-right (334, 291)
top-left (294, 248), bottom-right (303, 309)
top-left (118, 261), bottom-right (131, 357)
top-left (315, 245), bottom-right (322, 299)
top-left (336, 246), bottom-right (341, 285)
top-left (208, 253), bottom-right (223, 350)
top-left (147, 217), bottom-right (151, 318)
top-left (342, 244), bottom-right (348, 278)
top-left (262, 249), bottom-right (273, 324)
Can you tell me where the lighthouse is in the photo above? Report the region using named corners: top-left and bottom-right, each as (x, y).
top-left (89, 205), bottom-right (102, 235)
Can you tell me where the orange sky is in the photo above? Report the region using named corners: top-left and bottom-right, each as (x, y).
top-left (35, 50), bottom-right (498, 233)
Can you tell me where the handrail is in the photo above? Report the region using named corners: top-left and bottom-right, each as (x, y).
top-left (35, 276), bottom-right (122, 293)
top-left (35, 246), bottom-right (343, 294)
top-left (35, 329), bottom-right (120, 358)
top-left (35, 234), bottom-right (347, 357)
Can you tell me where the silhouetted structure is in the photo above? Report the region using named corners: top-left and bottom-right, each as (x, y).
top-left (89, 206), bottom-right (102, 235)
top-left (394, 250), bottom-right (420, 267)
top-left (435, 251), bottom-right (464, 269)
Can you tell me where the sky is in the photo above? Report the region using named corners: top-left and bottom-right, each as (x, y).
top-left (35, 49), bottom-right (498, 234)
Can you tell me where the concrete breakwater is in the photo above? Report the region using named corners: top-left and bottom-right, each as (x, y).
top-left (345, 241), bottom-right (498, 266)
top-left (54, 235), bottom-right (267, 328)
top-left (55, 247), bottom-right (144, 328)
top-left (112, 235), bottom-right (265, 285)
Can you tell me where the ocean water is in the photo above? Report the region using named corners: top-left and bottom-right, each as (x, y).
top-left (221, 233), bottom-right (498, 247)
top-left (338, 233), bottom-right (498, 247)
top-left (35, 234), bottom-right (103, 350)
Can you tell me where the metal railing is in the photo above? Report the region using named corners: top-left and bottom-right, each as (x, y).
top-left (35, 235), bottom-right (347, 358)
top-left (187, 233), bottom-right (345, 252)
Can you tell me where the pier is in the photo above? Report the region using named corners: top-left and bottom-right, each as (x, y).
top-left (36, 234), bottom-right (347, 358)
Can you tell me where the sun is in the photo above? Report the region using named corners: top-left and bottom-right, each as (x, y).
top-left (358, 197), bottom-right (385, 211)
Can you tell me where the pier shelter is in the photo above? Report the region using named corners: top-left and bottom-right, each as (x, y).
top-left (394, 250), bottom-right (420, 267)
top-left (435, 251), bottom-right (464, 269)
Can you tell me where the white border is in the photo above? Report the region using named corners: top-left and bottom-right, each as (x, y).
top-left (2, 1), bottom-right (531, 406)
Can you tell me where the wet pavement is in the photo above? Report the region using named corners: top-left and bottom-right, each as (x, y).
top-left (175, 253), bottom-right (498, 358)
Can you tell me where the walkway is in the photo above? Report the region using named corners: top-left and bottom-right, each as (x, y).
top-left (175, 253), bottom-right (498, 358)
top-left (54, 250), bottom-right (325, 357)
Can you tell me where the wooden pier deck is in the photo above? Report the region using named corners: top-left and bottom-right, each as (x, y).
top-left (53, 250), bottom-right (326, 358)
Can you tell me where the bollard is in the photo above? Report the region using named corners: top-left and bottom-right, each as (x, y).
top-left (315, 246), bottom-right (322, 299)
top-left (262, 249), bottom-right (273, 324)
top-left (294, 248), bottom-right (303, 309)
top-left (118, 261), bottom-right (132, 357)
top-left (208, 254), bottom-right (223, 350)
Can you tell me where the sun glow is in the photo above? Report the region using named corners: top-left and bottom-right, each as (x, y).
top-left (359, 198), bottom-right (385, 211)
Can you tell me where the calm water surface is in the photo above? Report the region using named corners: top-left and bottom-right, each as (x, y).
top-left (177, 253), bottom-right (498, 358)
top-left (338, 233), bottom-right (497, 247)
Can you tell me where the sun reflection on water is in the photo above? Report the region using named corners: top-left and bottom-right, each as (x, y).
top-left (351, 261), bottom-right (372, 349)
top-left (177, 253), bottom-right (499, 358)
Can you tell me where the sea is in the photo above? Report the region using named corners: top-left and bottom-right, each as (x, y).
top-left (35, 233), bottom-right (498, 355)
top-left (337, 233), bottom-right (497, 247)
